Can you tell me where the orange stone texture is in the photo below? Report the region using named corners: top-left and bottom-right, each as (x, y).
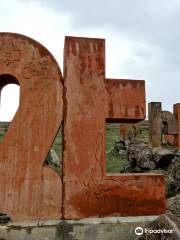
top-left (119, 124), bottom-right (127, 140)
top-left (63, 36), bottom-right (166, 219)
top-left (149, 102), bottom-right (179, 149)
top-left (164, 135), bottom-right (175, 144)
top-left (0, 33), bottom-right (63, 221)
top-left (119, 124), bottom-right (140, 141)
top-left (174, 103), bottom-right (180, 149)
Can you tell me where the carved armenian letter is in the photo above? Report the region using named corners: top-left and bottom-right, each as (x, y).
top-left (63, 36), bottom-right (166, 219)
top-left (0, 33), bottom-right (63, 221)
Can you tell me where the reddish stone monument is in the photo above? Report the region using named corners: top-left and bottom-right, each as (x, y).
top-left (0, 33), bottom-right (166, 222)
top-left (0, 33), bottom-right (63, 221)
top-left (149, 102), bottom-right (162, 148)
top-left (164, 135), bottom-right (175, 145)
top-left (119, 124), bottom-right (140, 141)
top-left (63, 36), bottom-right (166, 219)
top-left (149, 102), bottom-right (179, 149)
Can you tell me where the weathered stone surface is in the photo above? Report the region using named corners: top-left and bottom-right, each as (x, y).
top-left (122, 141), bottom-right (180, 197)
top-left (116, 110), bottom-right (179, 198)
top-left (167, 195), bottom-right (180, 218)
top-left (0, 216), bottom-right (158, 240)
top-left (123, 163), bottom-right (137, 173)
top-left (153, 149), bottom-right (174, 168)
top-left (136, 148), bottom-right (156, 170)
top-left (148, 102), bottom-right (180, 149)
top-left (164, 135), bottom-right (175, 146)
top-left (148, 102), bottom-right (180, 150)
top-left (127, 144), bottom-right (174, 171)
top-left (126, 142), bottom-right (175, 170)
top-left (167, 154), bottom-right (180, 196)
top-left (0, 33), bottom-right (63, 221)
top-left (120, 124), bottom-right (140, 141)
top-left (127, 140), bottom-right (149, 164)
top-left (148, 102), bottom-right (162, 148)
top-left (63, 36), bottom-right (166, 219)
top-left (0, 33), bottom-right (168, 222)
top-left (136, 215), bottom-right (180, 240)
top-left (162, 111), bottom-right (178, 135)
top-left (136, 195), bottom-right (180, 239)
top-left (44, 149), bottom-right (62, 178)
top-left (111, 139), bottom-right (126, 156)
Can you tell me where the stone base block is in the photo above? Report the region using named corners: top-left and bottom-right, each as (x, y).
top-left (0, 216), bottom-right (158, 240)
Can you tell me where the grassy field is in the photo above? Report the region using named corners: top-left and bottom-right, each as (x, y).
top-left (0, 121), bottom-right (149, 174)
top-left (106, 124), bottom-right (128, 173)
top-left (52, 123), bottom-right (129, 173)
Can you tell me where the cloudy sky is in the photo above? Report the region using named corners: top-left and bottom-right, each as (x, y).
top-left (0, 0), bottom-right (180, 120)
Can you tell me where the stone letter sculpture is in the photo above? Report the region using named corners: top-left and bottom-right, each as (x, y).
top-left (0, 33), bottom-right (63, 221)
top-left (0, 33), bottom-right (166, 221)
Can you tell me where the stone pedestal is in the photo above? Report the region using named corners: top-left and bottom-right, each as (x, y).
top-left (0, 216), bottom-right (159, 240)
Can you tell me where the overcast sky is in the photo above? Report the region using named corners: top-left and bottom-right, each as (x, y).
top-left (0, 0), bottom-right (180, 120)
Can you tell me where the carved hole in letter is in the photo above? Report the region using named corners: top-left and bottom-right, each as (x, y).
top-left (0, 74), bottom-right (20, 143)
top-left (44, 124), bottom-right (63, 179)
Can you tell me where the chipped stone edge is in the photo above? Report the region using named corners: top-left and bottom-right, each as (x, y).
top-left (0, 215), bottom-right (159, 229)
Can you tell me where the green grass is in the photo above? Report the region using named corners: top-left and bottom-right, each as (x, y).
top-left (52, 126), bottom-right (63, 159)
top-left (0, 133), bottom-right (4, 143)
top-left (51, 123), bottom-right (129, 173)
top-left (106, 124), bottom-right (128, 173)
top-left (0, 122), bottom-right (154, 174)
top-left (51, 124), bottom-right (174, 173)
top-left (106, 152), bottom-right (128, 173)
